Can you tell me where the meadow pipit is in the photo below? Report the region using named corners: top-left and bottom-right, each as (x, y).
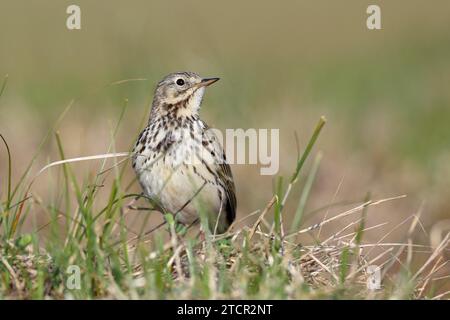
top-left (132, 72), bottom-right (236, 234)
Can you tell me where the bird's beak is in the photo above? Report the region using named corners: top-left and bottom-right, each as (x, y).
top-left (197, 77), bottom-right (220, 88)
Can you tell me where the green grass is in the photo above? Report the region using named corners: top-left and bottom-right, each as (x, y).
top-left (1, 1), bottom-right (449, 299)
top-left (1, 97), bottom-right (448, 299)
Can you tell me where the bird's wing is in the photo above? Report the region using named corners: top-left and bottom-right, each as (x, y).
top-left (201, 123), bottom-right (237, 225)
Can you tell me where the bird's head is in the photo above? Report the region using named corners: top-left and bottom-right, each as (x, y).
top-left (152, 72), bottom-right (219, 117)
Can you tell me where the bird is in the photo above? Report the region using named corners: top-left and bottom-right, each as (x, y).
top-left (132, 72), bottom-right (236, 235)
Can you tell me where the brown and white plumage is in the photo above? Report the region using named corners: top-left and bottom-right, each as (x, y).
top-left (132, 72), bottom-right (236, 234)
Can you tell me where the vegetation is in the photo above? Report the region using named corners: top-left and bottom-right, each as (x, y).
top-left (1, 1), bottom-right (449, 300)
top-left (1, 94), bottom-right (448, 298)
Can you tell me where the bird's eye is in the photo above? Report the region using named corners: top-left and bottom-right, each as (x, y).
top-left (176, 79), bottom-right (185, 86)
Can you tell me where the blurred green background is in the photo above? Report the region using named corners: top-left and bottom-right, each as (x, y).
top-left (1, 1), bottom-right (450, 241)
